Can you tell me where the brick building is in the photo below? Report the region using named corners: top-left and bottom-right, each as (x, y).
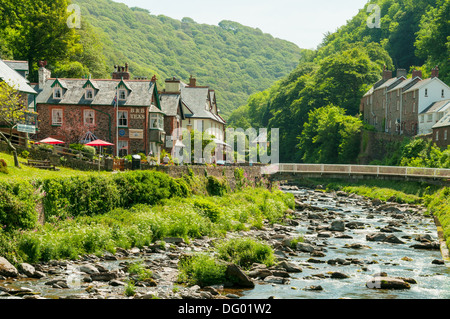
top-left (361, 67), bottom-right (450, 139)
top-left (35, 64), bottom-right (164, 157)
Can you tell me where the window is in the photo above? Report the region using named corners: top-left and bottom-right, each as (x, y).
top-left (396, 101), bottom-right (400, 111)
top-left (119, 89), bottom-right (127, 100)
top-left (413, 102), bottom-right (415, 113)
top-left (85, 89), bottom-right (94, 100)
top-left (445, 130), bottom-right (448, 141)
top-left (150, 114), bottom-right (163, 129)
top-left (118, 140), bottom-right (128, 157)
top-left (427, 114), bottom-right (433, 122)
top-left (53, 87), bottom-right (62, 99)
top-left (442, 90), bottom-right (445, 98)
top-left (420, 115), bottom-right (424, 123)
top-left (118, 111), bottom-right (128, 127)
top-left (436, 131), bottom-right (439, 141)
top-left (84, 110), bottom-right (95, 125)
top-left (52, 109), bottom-right (63, 126)
top-left (425, 89), bottom-right (428, 97)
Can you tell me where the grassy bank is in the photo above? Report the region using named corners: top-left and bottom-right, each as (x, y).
top-left (293, 178), bottom-right (450, 254)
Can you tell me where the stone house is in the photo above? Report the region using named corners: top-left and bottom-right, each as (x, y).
top-left (432, 112), bottom-right (450, 149)
top-left (361, 67), bottom-right (450, 137)
top-left (35, 64), bottom-right (164, 158)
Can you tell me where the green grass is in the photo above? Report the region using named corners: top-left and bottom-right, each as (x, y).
top-left (0, 151), bottom-right (110, 181)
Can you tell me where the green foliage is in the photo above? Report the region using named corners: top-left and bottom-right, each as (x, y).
top-left (206, 175), bottom-right (228, 196)
top-left (177, 253), bottom-right (227, 287)
top-left (216, 237), bottom-right (275, 270)
top-left (193, 198), bottom-right (222, 222)
top-left (124, 281), bottom-right (136, 297)
top-left (127, 262), bottom-right (153, 281)
top-left (0, 159), bottom-right (8, 174)
top-left (0, 180), bottom-right (38, 231)
top-left (298, 105), bottom-right (363, 164)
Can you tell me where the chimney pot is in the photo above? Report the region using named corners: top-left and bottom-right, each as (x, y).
top-left (189, 75), bottom-right (197, 87)
top-left (431, 66), bottom-right (439, 78)
top-left (412, 69), bottom-right (423, 79)
top-left (112, 63), bottom-right (130, 80)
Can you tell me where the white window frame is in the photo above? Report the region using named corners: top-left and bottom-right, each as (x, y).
top-left (118, 89), bottom-right (127, 100)
top-left (52, 109), bottom-right (63, 126)
top-left (436, 131), bottom-right (439, 141)
top-left (84, 109), bottom-right (95, 126)
top-left (118, 140), bottom-right (128, 157)
top-left (118, 111), bottom-right (128, 127)
top-left (85, 88), bottom-right (94, 100)
top-left (427, 114), bottom-right (433, 123)
top-left (53, 87), bottom-right (62, 100)
top-left (444, 130), bottom-right (448, 141)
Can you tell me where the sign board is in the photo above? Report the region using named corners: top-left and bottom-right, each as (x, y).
top-left (17, 124), bottom-right (36, 134)
top-left (129, 129), bottom-right (144, 139)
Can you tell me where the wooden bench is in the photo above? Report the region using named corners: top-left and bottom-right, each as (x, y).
top-left (27, 159), bottom-right (60, 171)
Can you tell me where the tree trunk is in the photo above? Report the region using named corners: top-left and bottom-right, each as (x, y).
top-left (0, 131), bottom-right (20, 168)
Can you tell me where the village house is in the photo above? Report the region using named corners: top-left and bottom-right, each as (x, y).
top-left (159, 76), bottom-right (228, 162)
top-left (361, 66), bottom-right (450, 147)
top-left (35, 63), bottom-right (165, 158)
top-left (432, 112), bottom-right (450, 149)
top-left (0, 59), bottom-right (38, 143)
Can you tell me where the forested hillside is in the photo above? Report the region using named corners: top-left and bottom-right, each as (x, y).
top-left (0, 0), bottom-right (306, 118)
top-left (229, 0), bottom-right (449, 163)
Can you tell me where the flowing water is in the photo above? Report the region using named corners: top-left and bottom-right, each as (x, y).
top-left (242, 189), bottom-right (450, 299)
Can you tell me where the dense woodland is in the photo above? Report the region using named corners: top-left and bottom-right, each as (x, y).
top-left (0, 0), bottom-right (305, 117)
top-left (228, 0), bottom-right (450, 163)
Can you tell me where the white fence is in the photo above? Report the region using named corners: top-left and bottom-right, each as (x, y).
top-left (265, 164), bottom-right (450, 179)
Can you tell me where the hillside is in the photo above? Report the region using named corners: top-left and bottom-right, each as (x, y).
top-left (228, 0), bottom-right (449, 162)
top-left (69, 0), bottom-right (306, 117)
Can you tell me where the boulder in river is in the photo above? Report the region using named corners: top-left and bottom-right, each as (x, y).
top-left (0, 257), bottom-right (18, 278)
top-left (366, 277), bottom-right (411, 290)
top-left (366, 233), bottom-right (387, 242)
top-left (329, 221), bottom-right (345, 232)
top-left (383, 235), bottom-right (405, 244)
top-left (226, 264), bottom-right (255, 288)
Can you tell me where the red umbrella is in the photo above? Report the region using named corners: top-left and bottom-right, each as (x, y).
top-left (85, 139), bottom-right (114, 147)
top-left (38, 137), bottom-right (65, 145)
top-left (85, 140), bottom-right (114, 172)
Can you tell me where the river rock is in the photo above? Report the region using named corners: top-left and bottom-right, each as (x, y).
top-left (0, 257), bottom-right (18, 278)
top-left (247, 268), bottom-right (272, 279)
top-left (432, 259), bottom-right (445, 265)
top-left (18, 263), bottom-right (36, 278)
top-left (304, 285), bottom-right (323, 291)
top-left (264, 276), bottom-right (290, 285)
top-left (366, 277), bottom-right (411, 290)
top-left (296, 242), bottom-right (316, 253)
top-left (329, 272), bottom-right (350, 279)
top-left (90, 272), bottom-right (118, 282)
top-left (278, 261), bottom-right (302, 273)
top-left (226, 264), bottom-right (255, 288)
top-left (80, 264), bottom-right (100, 275)
top-left (330, 221), bottom-right (345, 232)
top-left (383, 235), bottom-right (405, 244)
top-left (410, 242), bottom-right (440, 250)
top-left (366, 233), bottom-right (387, 242)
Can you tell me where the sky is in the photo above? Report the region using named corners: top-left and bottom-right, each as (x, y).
top-left (113, 0), bottom-right (369, 49)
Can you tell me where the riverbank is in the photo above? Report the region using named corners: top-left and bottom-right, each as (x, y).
top-left (1, 185), bottom-right (448, 300)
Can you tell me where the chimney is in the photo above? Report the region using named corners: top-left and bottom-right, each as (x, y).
top-left (38, 60), bottom-right (51, 90)
top-left (112, 63), bottom-right (130, 80)
top-left (431, 66), bottom-right (439, 79)
top-left (382, 68), bottom-right (392, 80)
top-left (412, 69), bottom-right (423, 79)
top-left (189, 75), bottom-right (197, 87)
top-left (165, 77), bottom-right (181, 93)
top-left (396, 68), bottom-right (407, 78)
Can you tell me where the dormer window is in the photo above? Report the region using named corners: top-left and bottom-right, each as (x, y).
top-left (119, 89), bottom-right (127, 100)
top-left (53, 87), bottom-right (62, 99)
top-left (85, 88), bottom-right (94, 100)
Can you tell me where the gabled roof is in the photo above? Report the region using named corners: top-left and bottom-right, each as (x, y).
top-left (404, 77), bottom-right (449, 94)
top-left (420, 99), bottom-right (450, 115)
top-left (180, 86), bottom-right (226, 124)
top-left (0, 60), bottom-right (37, 95)
top-left (159, 93), bottom-right (182, 117)
top-left (433, 112), bottom-right (450, 129)
top-left (82, 78), bottom-right (99, 90)
top-left (37, 79), bottom-right (156, 107)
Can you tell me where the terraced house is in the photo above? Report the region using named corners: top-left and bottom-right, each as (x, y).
top-left (360, 67), bottom-right (450, 147)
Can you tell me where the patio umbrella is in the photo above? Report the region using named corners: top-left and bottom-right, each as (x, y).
top-left (85, 140), bottom-right (114, 172)
top-left (38, 137), bottom-right (65, 145)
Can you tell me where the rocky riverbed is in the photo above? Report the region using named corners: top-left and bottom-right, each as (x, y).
top-left (0, 186), bottom-right (449, 299)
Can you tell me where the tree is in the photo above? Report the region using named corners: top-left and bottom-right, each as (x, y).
top-left (297, 105), bottom-right (363, 164)
top-left (0, 82), bottom-right (34, 167)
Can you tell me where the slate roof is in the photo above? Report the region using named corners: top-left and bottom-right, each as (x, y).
top-left (0, 59), bottom-right (37, 94)
top-left (420, 99), bottom-right (450, 115)
top-left (180, 86), bottom-right (226, 124)
top-left (36, 78), bottom-right (156, 107)
top-left (433, 112), bottom-right (450, 129)
top-left (159, 93), bottom-right (181, 117)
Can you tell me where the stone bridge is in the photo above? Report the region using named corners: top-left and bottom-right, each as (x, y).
top-left (263, 164), bottom-right (450, 186)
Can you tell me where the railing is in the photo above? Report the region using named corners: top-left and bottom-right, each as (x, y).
top-left (268, 164), bottom-right (450, 179)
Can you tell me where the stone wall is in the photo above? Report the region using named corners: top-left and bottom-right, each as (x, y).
top-left (358, 130), bottom-right (406, 164)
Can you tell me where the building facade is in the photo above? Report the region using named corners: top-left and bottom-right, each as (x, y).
top-left (35, 64), bottom-right (164, 158)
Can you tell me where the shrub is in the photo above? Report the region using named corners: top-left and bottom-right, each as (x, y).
top-left (193, 198), bottom-right (222, 222)
top-left (0, 159), bottom-right (8, 174)
top-left (0, 180), bottom-right (38, 231)
top-left (206, 175), bottom-right (228, 196)
top-left (216, 237), bottom-right (275, 270)
top-left (127, 262), bottom-right (153, 281)
top-left (177, 254), bottom-right (227, 287)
